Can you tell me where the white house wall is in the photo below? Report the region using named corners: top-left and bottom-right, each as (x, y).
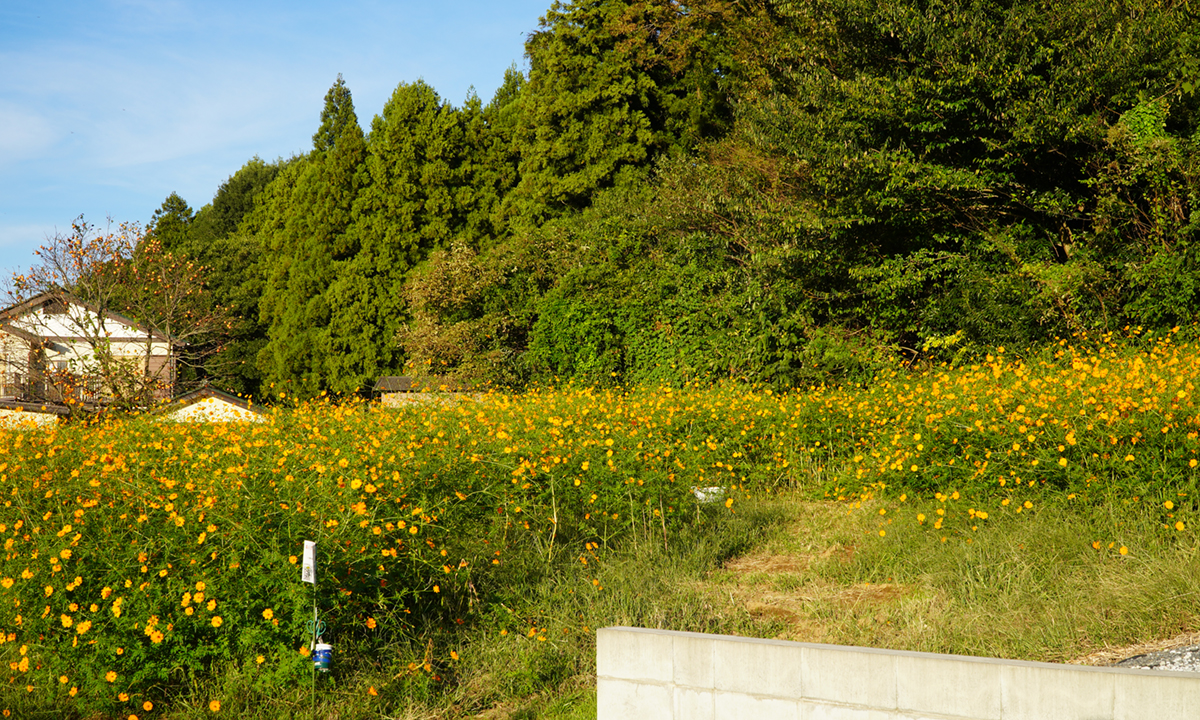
top-left (8, 304), bottom-right (167, 343)
top-left (41, 339), bottom-right (171, 365)
top-left (5, 304), bottom-right (171, 367)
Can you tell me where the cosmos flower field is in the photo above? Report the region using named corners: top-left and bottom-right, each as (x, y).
top-left (2, 329), bottom-right (1198, 716)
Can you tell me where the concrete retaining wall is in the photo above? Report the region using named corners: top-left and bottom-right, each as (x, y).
top-left (596, 626), bottom-right (1200, 719)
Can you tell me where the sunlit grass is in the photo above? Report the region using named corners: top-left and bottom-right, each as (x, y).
top-left (716, 491), bottom-right (1200, 665)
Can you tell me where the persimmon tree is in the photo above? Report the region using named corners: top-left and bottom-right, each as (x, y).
top-left (123, 234), bottom-right (233, 400)
top-left (2, 216), bottom-right (229, 410)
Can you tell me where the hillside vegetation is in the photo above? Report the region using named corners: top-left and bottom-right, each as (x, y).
top-left (128, 0), bottom-right (1199, 398)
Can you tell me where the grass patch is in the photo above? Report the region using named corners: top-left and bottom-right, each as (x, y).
top-left (5, 331), bottom-right (1200, 717)
top-left (703, 491), bottom-right (1200, 665)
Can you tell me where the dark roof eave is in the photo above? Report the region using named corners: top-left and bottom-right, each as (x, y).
top-left (0, 399), bottom-right (72, 416)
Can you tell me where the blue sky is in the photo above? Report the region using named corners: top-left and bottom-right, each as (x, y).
top-left (0, 0), bottom-right (550, 279)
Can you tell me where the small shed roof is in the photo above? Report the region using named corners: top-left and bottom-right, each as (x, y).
top-left (160, 386), bottom-right (266, 423)
top-left (375, 375), bottom-right (468, 393)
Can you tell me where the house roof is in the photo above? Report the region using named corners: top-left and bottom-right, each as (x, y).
top-left (166, 386), bottom-right (264, 414)
top-left (0, 322), bottom-right (39, 344)
top-left (0, 290), bottom-right (180, 344)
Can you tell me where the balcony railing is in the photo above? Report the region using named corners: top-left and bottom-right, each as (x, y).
top-left (2, 373), bottom-right (172, 408)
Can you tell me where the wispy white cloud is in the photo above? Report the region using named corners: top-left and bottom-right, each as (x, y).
top-left (0, 0), bottom-right (548, 277)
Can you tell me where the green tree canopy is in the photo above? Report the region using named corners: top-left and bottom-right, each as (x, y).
top-left (146, 192), bottom-right (195, 254)
top-left (504, 0), bottom-right (732, 224)
top-left (256, 76), bottom-right (368, 397)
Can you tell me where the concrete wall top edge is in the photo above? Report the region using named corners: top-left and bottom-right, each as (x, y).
top-left (597, 627), bottom-right (1200, 681)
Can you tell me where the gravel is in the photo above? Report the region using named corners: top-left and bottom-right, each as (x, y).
top-left (1114, 645), bottom-right (1200, 673)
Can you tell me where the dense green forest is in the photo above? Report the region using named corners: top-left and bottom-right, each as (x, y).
top-left (145, 0), bottom-right (1200, 399)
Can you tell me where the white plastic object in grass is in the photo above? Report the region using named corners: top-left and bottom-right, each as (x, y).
top-left (692, 486), bottom-right (726, 503)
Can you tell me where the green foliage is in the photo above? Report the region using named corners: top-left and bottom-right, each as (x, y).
top-left (1120, 99), bottom-right (1170, 145)
top-left (201, 156), bottom-right (283, 242)
top-left (199, 229), bottom-right (272, 397)
top-left (138, 0), bottom-right (1200, 394)
top-left (603, 0), bottom-right (1200, 376)
top-left (398, 240), bottom-right (529, 385)
top-left (250, 75), bottom-right (532, 397)
top-left (257, 77), bottom-right (368, 397)
top-left (147, 193), bottom-right (195, 254)
top-left (505, 0), bottom-right (731, 224)
top-left (353, 80), bottom-right (470, 260)
top-left (312, 74), bottom-right (360, 154)
top-left (464, 73), bottom-right (525, 244)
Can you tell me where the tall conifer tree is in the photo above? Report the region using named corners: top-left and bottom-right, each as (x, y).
top-left (505, 0), bottom-right (729, 224)
top-left (146, 192), bottom-right (195, 253)
top-left (257, 75), bottom-right (367, 396)
top-left (464, 69), bottom-right (525, 245)
top-left (321, 81), bottom-right (472, 391)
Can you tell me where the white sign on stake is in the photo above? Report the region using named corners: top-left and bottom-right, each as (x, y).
top-left (302, 540), bottom-right (316, 584)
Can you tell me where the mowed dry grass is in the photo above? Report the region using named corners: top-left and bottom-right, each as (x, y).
top-left (694, 495), bottom-right (1200, 667)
